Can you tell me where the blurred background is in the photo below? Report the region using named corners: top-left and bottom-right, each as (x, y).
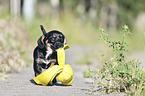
top-left (0, 0), bottom-right (145, 77)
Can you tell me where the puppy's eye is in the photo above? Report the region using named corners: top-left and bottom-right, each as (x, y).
top-left (53, 35), bottom-right (56, 38)
top-left (59, 34), bottom-right (62, 38)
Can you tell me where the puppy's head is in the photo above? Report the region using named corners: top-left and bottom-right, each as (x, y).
top-left (37, 25), bottom-right (66, 51)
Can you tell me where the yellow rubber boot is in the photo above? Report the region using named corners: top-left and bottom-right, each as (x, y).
top-left (33, 65), bottom-right (63, 86)
top-left (57, 64), bottom-right (73, 85)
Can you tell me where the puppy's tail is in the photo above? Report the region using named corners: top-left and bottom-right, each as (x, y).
top-left (40, 25), bottom-right (47, 35)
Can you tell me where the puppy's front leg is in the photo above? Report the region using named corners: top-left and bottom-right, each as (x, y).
top-left (49, 62), bottom-right (55, 68)
top-left (36, 58), bottom-right (50, 64)
top-left (36, 58), bottom-right (56, 68)
top-left (34, 60), bottom-right (42, 77)
top-left (48, 59), bottom-right (56, 68)
top-left (38, 58), bottom-right (56, 66)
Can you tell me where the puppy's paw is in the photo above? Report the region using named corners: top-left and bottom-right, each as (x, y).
top-left (49, 59), bottom-right (56, 63)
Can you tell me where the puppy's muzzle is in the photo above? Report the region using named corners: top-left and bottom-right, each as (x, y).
top-left (53, 42), bottom-right (63, 50)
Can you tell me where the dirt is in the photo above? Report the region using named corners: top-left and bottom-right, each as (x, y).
top-left (0, 46), bottom-right (144, 96)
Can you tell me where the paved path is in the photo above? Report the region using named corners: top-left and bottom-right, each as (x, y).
top-left (0, 46), bottom-right (95, 96)
top-left (0, 46), bottom-right (145, 96)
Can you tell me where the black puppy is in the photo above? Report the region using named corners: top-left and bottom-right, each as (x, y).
top-left (33, 25), bottom-right (67, 79)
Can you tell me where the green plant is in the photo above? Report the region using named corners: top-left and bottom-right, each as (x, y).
top-left (87, 25), bottom-right (145, 95)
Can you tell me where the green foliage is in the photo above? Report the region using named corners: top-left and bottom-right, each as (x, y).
top-left (87, 25), bottom-right (145, 95)
top-left (84, 68), bottom-right (93, 78)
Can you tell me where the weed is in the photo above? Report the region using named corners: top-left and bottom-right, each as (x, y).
top-left (87, 25), bottom-right (145, 95)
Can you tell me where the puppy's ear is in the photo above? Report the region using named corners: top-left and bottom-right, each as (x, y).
top-left (38, 25), bottom-right (47, 49)
top-left (40, 25), bottom-right (47, 36)
top-left (64, 37), bottom-right (67, 45)
top-left (63, 38), bottom-right (70, 50)
top-left (37, 35), bottom-right (45, 49)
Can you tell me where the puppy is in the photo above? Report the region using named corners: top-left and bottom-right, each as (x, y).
top-left (33, 25), bottom-right (67, 80)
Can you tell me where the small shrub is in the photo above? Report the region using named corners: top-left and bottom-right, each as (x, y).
top-left (87, 25), bottom-right (145, 95)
